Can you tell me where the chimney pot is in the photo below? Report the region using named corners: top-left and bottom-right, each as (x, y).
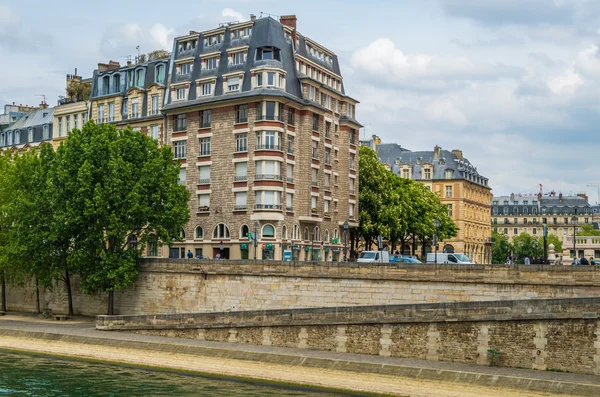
top-left (279, 14), bottom-right (297, 30)
top-left (250, 14), bottom-right (256, 21)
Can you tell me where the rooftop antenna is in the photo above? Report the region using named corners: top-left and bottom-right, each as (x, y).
top-left (586, 184), bottom-right (600, 205)
top-left (136, 46), bottom-right (140, 63)
top-left (36, 94), bottom-right (47, 104)
top-left (260, 11), bottom-right (280, 19)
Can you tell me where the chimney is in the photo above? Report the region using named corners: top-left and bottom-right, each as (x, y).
top-left (98, 60), bottom-right (121, 72)
top-left (433, 145), bottom-right (441, 160)
top-left (127, 60), bottom-right (132, 66)
top-left (280, 15), bottom-right (297, 30)
top-left (39, 102), bottom-right (48, 109)
top-left (451, 149), bottom-right (463, 161)
top-left (559, 192), bottom-right (563, 202)
top-left (577, 193), bottom-right (589, 202)
top-left (250, 14), bottom-right (256, 21)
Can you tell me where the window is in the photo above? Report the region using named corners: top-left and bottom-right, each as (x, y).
top-left (312, 114), bottom-right (319, 131)
top-left (264, 101), bottom-right (276, 120)
top-left (42, 125), bottom-right (49, 140)
top-left (349, 129), bottom-right (356, 144)
top-left (74, 114), bottom-right (78, 130)
top-left (267, 72), bottom-right (275, 86)
top-left (346, 103), bottom-right (355, 118)
top-left (286, 193), bottom-right (293, 211)
top-left (445, 169), bottom-right (453, 179)
top-left (28, 128), bottom-right (33, 142)
top-left (287, 164), bottom-right (294, 183)
top-left (131, 99), bottom-right (139, 118)
top-left (324, 173), bottom-right (330, 189)
top-left (256, 47), bottom-right (280, 61)
top-left (156, 64), bottom-right (165, 83)
top-left (325, 122), bottom-right (331, 138)
top-left (178, 168), bottom-right (186, 185)
top-left (262, 224), bottom-right (275, 238)
top-left (256, 73), bottom-right (263, 86)
top-left (424, 168), bottom-right (431, 179)
top-left (523, 218), bottom-right (528, 224)
top-left (151, 125), bottom-right (159, 140)
top-left (325, 148), bottom-right (331, 164)
top-left (151, 95), bottom-right (159, 115)
top-left (256, 160), bottom-right (279, 179)
top-left (255, 190), bottom-right (280, 209)
top-left (176, 87), bottom-right (186, 101)
top-left (236, 133), bottom-right (247, 152)
top-left (349, 153), bottom-right (355, 169)
top-left (447, 204), bottom-right (453, 216)
top-left (200, 110), bottom-right (211, 128)
top-left (200, 82), bottom-right (212, 96)
top-left (235, 105), bottom-right (248, 123)
top-left (287, 135), bottom-right (294, 154)
top-left (199, 137), bottom-right (211, 156)
top-left (349, 203), bottom-right (355, 218)
top-left (58, 117), bottom-right (63, 136)
top-left (312, 141), bottom-right (318, 159)
top-left (98, 104), bottom-right (105, 123)
top-left (127, 234), bottom-right (138, 250)
top-left (231, 52), bottom-right (245, 65)
top-left (312, 168), bottom-right (318, 186)
top-left (205, 57), bottom-right (218, 70)
top-left (136, 69), bottom-right (145, 86)
top-left (257, 130), bottom-right (279, 150)
top-left (445, 186), bottom-right (452, 198)
top-left (240, 225), bottom-right (250, 239)
top-left (173, 141), bottom-right (186, 159)
top-left (235, 162), bottom-right (247, 181)
top-left (195, 226), bottom-right (203, 239)
top-left (324, 200), bottom-right (330, 215)
top-left (197, 193), bottom-right (210, 208)
top-left (402, 169), bottom-right (409, 179)
top-left (287, 108), bottom-right (295, 125)
top-left (533, 228), bottom-right (537, 235)
top-left (311, 196), bottom-right (318, 210)
top-left (199, 165), bottom-right (210, 184)
top-left (179, 63), bottom-right (192, 75)
top-left (148, 235), bottom-right (158, 256)
top-left (14, 131), bottom-right (20, 144)
top-left (514, 228), bottom-right (518, 235)
top-left (349, 177), bottom-right (355, 193)
top-left (175, 114), bottom-right (187, 131)
top-left (108, 103), bottom-right (114, 122)
top-left (235, 192), bottom-right (247, 210)
top-left (227, 77), bottom-right (240, 92)
top-left (308, 85), bottom-right (317, 101)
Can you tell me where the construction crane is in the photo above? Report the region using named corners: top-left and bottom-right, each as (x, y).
top-left (587, 184), bottom-right (600, 205)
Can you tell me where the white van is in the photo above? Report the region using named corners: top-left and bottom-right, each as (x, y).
top-left (357, 251), bottom-right (390, 263)
top-left (426, 253), bottom-right (475, 264)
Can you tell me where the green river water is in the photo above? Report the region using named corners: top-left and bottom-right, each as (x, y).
top-left (0, 351), bottom-right (371, 396)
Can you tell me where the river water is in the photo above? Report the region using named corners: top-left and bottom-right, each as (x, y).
top-left (0, 351), bottom-right (369, 396)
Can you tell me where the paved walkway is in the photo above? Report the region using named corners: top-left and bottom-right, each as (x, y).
top-left (0, 313), bottom-right (599, 396)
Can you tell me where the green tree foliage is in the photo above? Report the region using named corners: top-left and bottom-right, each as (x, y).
top-left (53, 122), bottom-right (190, 314)
top-left (358, 146), bottom-right (458, 252)
top-left (66, 80), bottom-right (91, 101)
top-left (511, 232), bottom-right (543, 262)
top-left (578, 223), bottom-right (600, 236)
top-left (0, 151), bottom-right (14, 311)
top-left (546, 234), bottom-right (563, 253)
top-left (491, 230), bottom-right (511, 264)
top-left (491, 231), bottom-right (562, 264)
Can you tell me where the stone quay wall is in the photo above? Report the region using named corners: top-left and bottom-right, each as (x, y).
top-left (6, 259), bottom-right (600, 316)
top-left (97, 297), bottom-right (600, 376)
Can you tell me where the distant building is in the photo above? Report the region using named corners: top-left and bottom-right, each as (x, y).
top-left (0, 103), bottom-right (39, 132)
top-left (53, 69), bottom-right (92, 149)
top-left (491, 192), bottom-right (592, 241)
top-left (376, 141), bottom-right (492, 264)
top-left (0, 106), bottom-right (54, 151)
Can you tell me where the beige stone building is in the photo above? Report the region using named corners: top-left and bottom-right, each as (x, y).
top-left (157, 15), bottom-right (360, 261)
top-left (376, 142), bottom-right (493, 264)
top-left (52, 71), bottom-right (91, 149)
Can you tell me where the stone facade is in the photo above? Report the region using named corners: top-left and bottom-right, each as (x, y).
top-left (98, 297), bottom-right (600, 376)
top-left (6, 259), bottom-right (600, 316)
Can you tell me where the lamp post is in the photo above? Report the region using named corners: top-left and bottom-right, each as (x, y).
top-left (253, 222), bottom-right (259, 260)
top-left (571, 216), bottom-right (578, 261)
top-left (433, 219), bottom-right (440, 264)
top-left (343, 221), bottom-right (349, 262)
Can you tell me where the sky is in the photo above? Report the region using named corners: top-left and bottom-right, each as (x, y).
top-left (1, 0), bottom-right (600, 202)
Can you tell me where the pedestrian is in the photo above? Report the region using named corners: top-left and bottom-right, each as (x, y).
top-left (187, 250), bottom-right (193, 259)
top-left (591, 257), bottom-right (596, 266)
top-left (572, 257), bottom-right (578, 266)
top-left (580, 256), bottom-right (589, 265)
top-left (524, 256), bottom-right (530, 265)
top-left (215, 253), bottom-right (221, 260)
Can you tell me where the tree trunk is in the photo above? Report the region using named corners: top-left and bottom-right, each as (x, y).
top-left (64, 268), bottom-right (74, 316)
top-left (411, 234), bottom-right (416, 256)
top-left (1, 271), bottom-right (6, 312)
top-left (35, 278), bottom-right (40, 314)
top-left (350, 230), bottom-right (356, 260)
top-left (108, 290), bottom-right (114, 315)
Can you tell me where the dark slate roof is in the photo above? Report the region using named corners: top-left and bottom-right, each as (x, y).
top-left (165, 16), bottom-right (348, 109)
top-left (491, 194), bottom-right (592, 215)
top-left (1, 108), bottom-right (54, 147)
top-left (376, 143), bottom-right (489, 187)
top-left (90, 58), bottom-right (170, 99)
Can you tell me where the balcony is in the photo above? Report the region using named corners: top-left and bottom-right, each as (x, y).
top-left (199, 150), bottom-right (211, 156)
top-left (174, 73), bottom-right (191, 83)
top-left (97, 83), bottom-right (125, 97)
top-left (255, 174), bottom-right (282, 181)
top-left (200, 122), bottom-right (211, 129)
top-left (255, 204), bottom-right (281, 210)
top-left (255, 59), bottom-right (283, 69)
top-left (199, 178), bottom-right (210, 185)
top-left (311, 181), bottom-right (318, 187)
top-left (231, 36), bottom-right (250, 47)
top-left (256, 144), bottom-right (281, 151)
top-left (234, 205), bottom-right (247, 211)
top-left (287, 177), bottom-right (293, 183)
top-left (200, 68), bottom-right (217, 77)
top-left (256, 114), bottom-right (284, 122)
top-left (176, 47), bottom-right (196, 59)
top-left (286, 206), bottom-right (293, 212)
top-left (197, 206), bottom-right (210, 213)
top-left (235, 175), bottom-right (248, 181)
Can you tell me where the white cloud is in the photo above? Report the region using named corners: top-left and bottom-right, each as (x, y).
top-left (150, 24), bottom-right (177, 50)
top-left (0, 3), bottom-right (17, 28)
top-left (100, 22), bottom-right (176, 58)
top-left (221, 8), bottom-right (245, 22)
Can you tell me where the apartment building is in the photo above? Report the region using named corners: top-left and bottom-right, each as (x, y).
top-left (0, 105), bottom-right (54, 151)
top-left (52, 70), bottom-right (92, 149)
top-left (491, 192), bottom-right (592, 241)
top-left (377, 143), bottom-right (492, 264)
top-left (161, 15), bottom-right (360, 260)
top-left (90, 57), bottom-right (170, 143)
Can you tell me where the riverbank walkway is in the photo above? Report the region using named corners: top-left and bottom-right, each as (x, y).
top-left (0, 313), bottom-right (599, 397)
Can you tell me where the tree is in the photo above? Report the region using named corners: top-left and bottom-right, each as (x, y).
top-left (66, 80), bottom-right (91, 102)
top-left (147, 49), bottom-right (171, 61)
top-left (512, 232), bottom-right (543, 263)
top-left (546, 234), bottom-right (563, 253)
top-left (54, 122), bottom-right (190, 315)
top-left (491, 230), bottom-right (511, 264)
top-left (0, 151), bottom-right (14, 312)
top-left (578, 224), bottom-right (600, 236)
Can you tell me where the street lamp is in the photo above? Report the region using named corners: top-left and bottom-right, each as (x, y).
top-left (343, 220), bottom-right (349, 262)
top-left (253, 222), bottom-right (259, 260)
top-left (433, 219), bottom-right (440, 264)
top-left (571, 216), bottom-right (578, 261)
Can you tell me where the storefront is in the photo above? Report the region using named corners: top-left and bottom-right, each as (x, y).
top-left (262, 243), bottom-right (275, 260)
top-left (240, 243), bottom-right (249, 259)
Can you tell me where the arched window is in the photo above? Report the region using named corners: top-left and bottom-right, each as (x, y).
top-left (240, 224), bottom-right (249, 239)
top-left (262, 224), bottom-right (275, 238)
top-left (334, 229), bottom-right (339, 240)
top-left (180, 228), bottom-right (186, 239)
top-left (127, 234), bottom-right (138, 249)
top-left (155, 64), bottom-right (165, 83)
top-left (324, 230), bottom-right (329, 243)
top-left (14, 130), bottom-right (20, 144)
top-left (513, 208), bottom-right (518, 215)
top-left (113, 73), bottom-right (121, 91)
top-left (195, 226), bottom-right (203, 239)
top-left (304, 227), bottom-right (309, 241)
top-left (282, 225), bottom-right (287, 239)
top-left (213, 223), bottom-right (230, 239)
top-left (102, 75), bottom-right (110, 93)
top-left (313, 226), bottom-right (320, 241)
top-left (147, 235), bottom-right (158, 257)
top-left (293, 225), bottom-right (299, 240)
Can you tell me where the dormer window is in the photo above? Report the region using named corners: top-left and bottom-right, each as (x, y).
top-left (424, 168), bottom-right (431, 180)
top-left (135, 69), bottom-right (145, 87)
top-left (204, 33), bottom-right (223, 47)
top-left (227, 77), bottom-right (240, 92)
top-left (155, 64), bottom-right (165, 83)
top-left (177, 62), bottom-right (192, 75)
top-left (43, 125), bottom-right (49, 140)
top-left (229, 50), bottom-right (247, 66)
top-left (204, 56), bottom-right (218, 70)
top-left (256, 47), bottom-right (281, 61)
top-left (445, 169), bottom-right (453, 179)
top-left (231, 27), bottom-right (251, 39)
top-left (102, 75), bottom-right (110, 94)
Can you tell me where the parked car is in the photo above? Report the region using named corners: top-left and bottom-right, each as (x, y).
top-left (426, 253), bottom-right (474, 264)
top-left (390, 255), bottom-right (422, 264)
top-left (357, 251), bottom-right (390, 263)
